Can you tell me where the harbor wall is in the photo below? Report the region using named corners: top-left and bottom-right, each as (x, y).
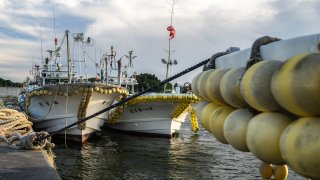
top-left (0, 87), bottom-right (21, 97)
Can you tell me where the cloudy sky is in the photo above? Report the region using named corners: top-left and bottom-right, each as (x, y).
top-left (0, 0), bottom-right (319, 84)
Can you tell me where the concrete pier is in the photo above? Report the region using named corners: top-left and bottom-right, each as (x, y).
top-left (0, 144), bottom-right (61, 180)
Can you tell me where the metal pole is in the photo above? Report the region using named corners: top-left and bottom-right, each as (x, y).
top-left (66, 30), bottom-right (71, 82)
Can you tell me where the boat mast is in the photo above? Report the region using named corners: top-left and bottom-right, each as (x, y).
top-left (66, 30), bottom-right (71, 82)
top-left (162, 0), bottom-right (178, 92)
top-left (166, 0), bottom-right (174, 79)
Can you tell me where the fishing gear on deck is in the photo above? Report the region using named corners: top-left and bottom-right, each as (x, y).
top-left (34, 57), bottom-right (211, 142)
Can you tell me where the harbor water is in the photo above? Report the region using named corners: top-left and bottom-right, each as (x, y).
top-left (55, 119), bottom-right (305, 180)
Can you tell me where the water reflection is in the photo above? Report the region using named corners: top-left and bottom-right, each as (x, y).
top-left (55, 121), bottom-right (305, 180)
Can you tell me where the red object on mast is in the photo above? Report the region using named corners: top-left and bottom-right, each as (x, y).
top-left (167, 25), bottom-right (176, 39)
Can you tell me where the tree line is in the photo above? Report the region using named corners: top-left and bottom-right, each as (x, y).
top-left (134, 73), bottom-right (172, 93)
top-left (0, 78), bottom-right (23, 87)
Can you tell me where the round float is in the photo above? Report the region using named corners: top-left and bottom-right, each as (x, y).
top-left (271, 53), bottom-right (320, 116)
top-left (191, 72), bottom-right (203, 98)
top-left (223, 108), bottom-right (254, 152)
top-left (246, 112), bottom-right (292, 165)
top-left (273, 165), bottom-right (288, 180)
top-left (200, 102), bottom-right (220, 131)
top-left (259, 162), bottom-right (273, 179)
top-left (220, 67), bottom-right (247, 108)
top-left (208, 106), bottom-right (235, 144)
top-left (197, 70), bottom-right (214, 101)
top-left (280, 117), bottom-right (320, 179)
top-left (240, 60), bottom-right (282, 112)
top-left (193, 101), bottom-right (209, 121)
top-left (205, 69), bottom-right (229, 105)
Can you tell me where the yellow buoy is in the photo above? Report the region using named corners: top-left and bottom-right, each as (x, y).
top-left (273, 165), bottom-right (288, 180)
top-left (197, 69), bottom-right (214, 101)
top-left (220, 67), bottom-right (247, 108)
top-left (191, 72), bottom-right (203, 98)
top-left (279, 117), bottom-right (320, 179)
top-left (223, 108), bottom-right (253, 152)
top-left (271, 53), bottom-right (320, 116)
top-left (240, 60), bottom-right (282, 112)
top-left (205, 69), bottom-right (229, 105)
top-left (246, 112), bottom-right (292, 165)
top-left (259, 162), bottom-right (273, 179)
top-left (192, 101), bottom-right (209, 121)
top-left (200, 102), bottom-right (220, 131)
top-left (208, 106), bottom-right (235, 144)
top-left (94, 87), bottom-right (99, 92)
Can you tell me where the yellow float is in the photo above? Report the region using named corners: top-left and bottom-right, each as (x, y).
top-left (279, 117), bottom-right (320, 179)
top-left (273, 165), bottom-right (288, 180)
top-left (192, 101), bottom-right (209, 121)
top-left (197, 69), bottom-right (214, 101)
top-left (259, 162), bottom-right (273, 179)
top-left (246, 112), bottom-right (292, 165)
top-left (205, 69), bottom-right (229, 105)
top-left (220, 67), bottom-right (247, 108)
top-left (191, 72), bottom-right (203, 98)
top-left (271, 53), bottom-right (320, 116)
top-left (208, 106), bottom-right (235, 144)
top-left (223, 108), bottom-right (253, 152)
top-left (240, 60), bottom-right (282, 112)
top-left (200, 102), bottom-right (219, 131)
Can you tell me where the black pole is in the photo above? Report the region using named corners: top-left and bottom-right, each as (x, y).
top-left (36, 58), bottom-right (210, 141)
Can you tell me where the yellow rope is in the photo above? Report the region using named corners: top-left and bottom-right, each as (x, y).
top-left (190, 108), bottom-right (199, 132)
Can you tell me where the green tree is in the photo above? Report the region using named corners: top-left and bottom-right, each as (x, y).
top-left (134, 73), bottom-right (170, 93)
top-left (0, 78), bottom-right (23, 87)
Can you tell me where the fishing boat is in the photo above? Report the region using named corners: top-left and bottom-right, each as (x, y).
top-left (19, 30), bottom-right (127, 143)
top-left (104, 0), bottom-right (199, 137)
top-left (103, 45), bottom-right (198, 137)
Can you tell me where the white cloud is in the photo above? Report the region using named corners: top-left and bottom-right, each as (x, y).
top-left (0, 0), bottom-right (319, 83)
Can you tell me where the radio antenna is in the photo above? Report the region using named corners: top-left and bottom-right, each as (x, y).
top-left (53, 7), bottom-right (57, 49)
top-left (40, 27), bottom-right (44, 63)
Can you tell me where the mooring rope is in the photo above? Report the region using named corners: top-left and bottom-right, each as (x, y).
top-left (35, 58), bottom-right (210, 142)
top-left (0, 108), bottom-right (54, 153)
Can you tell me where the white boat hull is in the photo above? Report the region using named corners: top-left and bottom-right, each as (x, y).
top-left (27, 83), bottom-right (121, 143)
top-left (108, 100), bottom-right (190, 137)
